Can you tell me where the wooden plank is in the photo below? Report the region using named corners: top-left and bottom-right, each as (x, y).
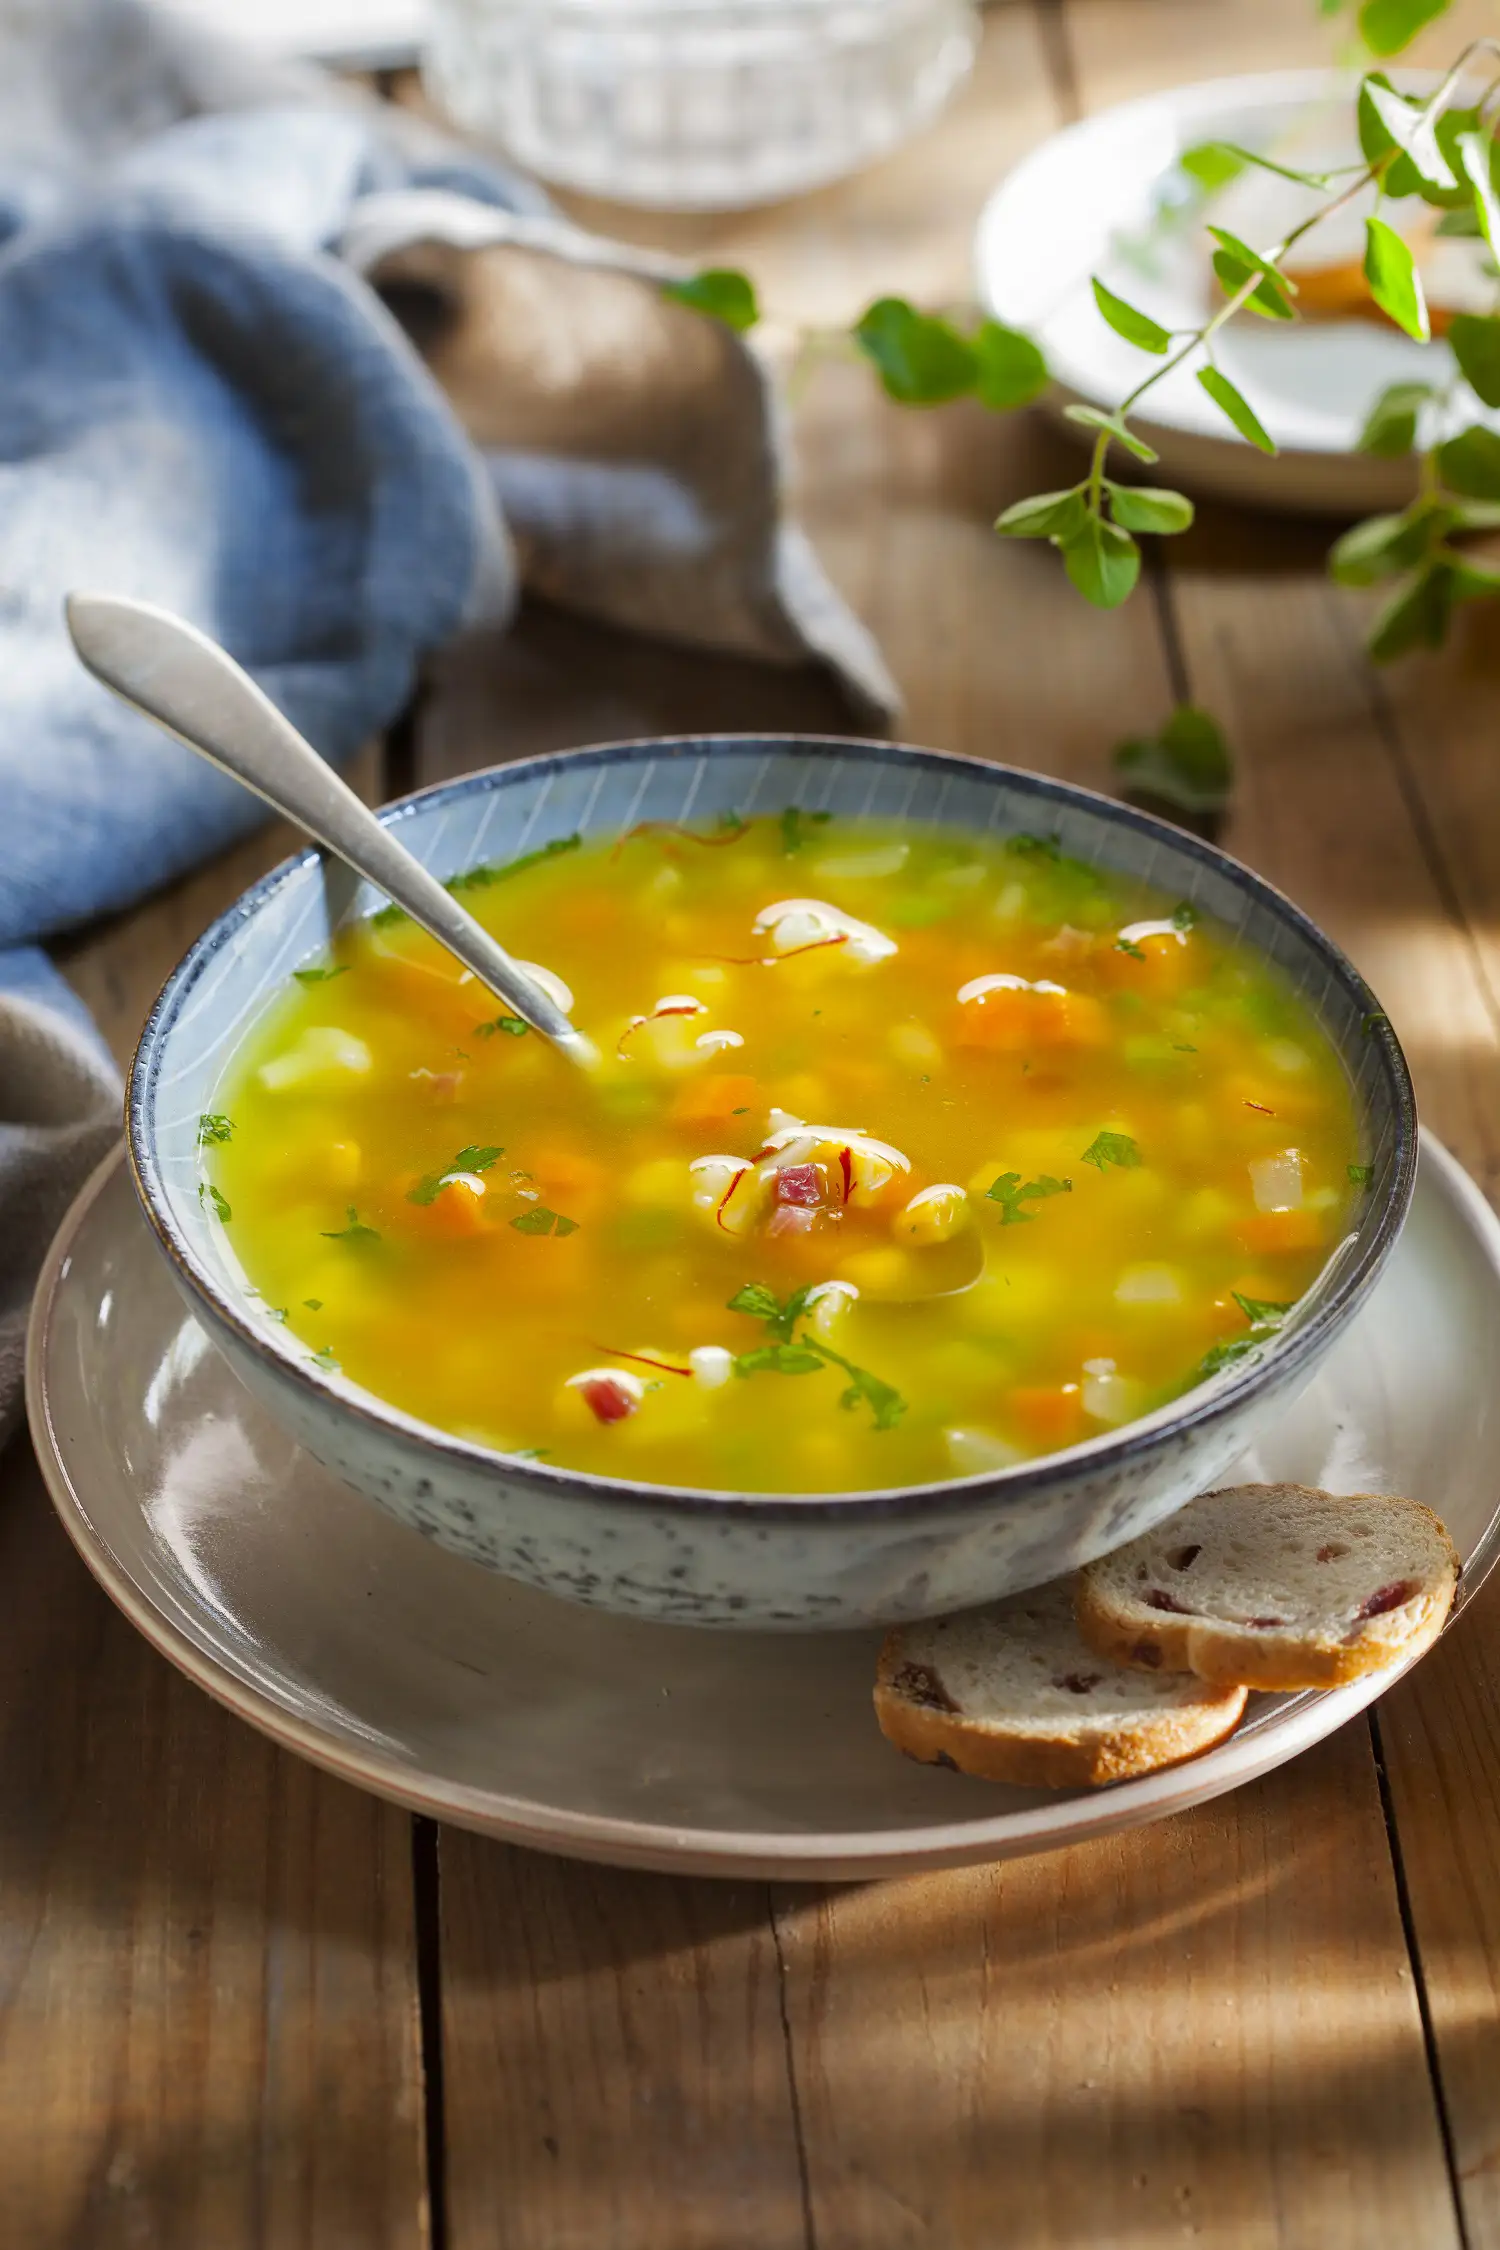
top-left (0, 1441), bottom-right (428, 2250)
top-left (5, 736), bottom-right (430, 2246)
top-left (1061, 3), bottom-right (1500, 2242)
top-left (438, 1845), bottom-right (808, 2250)
top-left (775, 1738), bottom-right (1456, 2250)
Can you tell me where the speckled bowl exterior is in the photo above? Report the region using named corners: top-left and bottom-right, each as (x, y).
top-left (127, 736), bottom-right (1416, 1629)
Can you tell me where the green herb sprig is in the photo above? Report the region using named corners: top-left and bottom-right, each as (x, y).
top-left (408, 1145), bottom-right (503, 1206)
top-left (726, 1283), bottom-right (906, 1428)
top-left (985, 1172), bottom-right (1072, 1225)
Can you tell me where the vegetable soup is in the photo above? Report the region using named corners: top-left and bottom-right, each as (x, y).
top-left (204, 812), bottom-right (1363, 1493)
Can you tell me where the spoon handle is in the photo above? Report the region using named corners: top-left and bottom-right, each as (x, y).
top-left (66, 593), bottom-right (589, 1058)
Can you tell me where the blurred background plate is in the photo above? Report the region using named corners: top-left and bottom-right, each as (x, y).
top-left (976, 68), bottom-right (1499, 517)
top-left (160, 0), bottom-right (426, 67)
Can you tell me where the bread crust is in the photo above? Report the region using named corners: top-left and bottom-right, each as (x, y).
top-left (1076, 1486), bottom-right (1460, 1693)
top-left (873, 1640), bottom-right (1247, 1788)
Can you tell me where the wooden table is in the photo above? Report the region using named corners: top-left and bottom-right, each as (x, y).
top-left (5, 3), bottom-right (1500, 2243)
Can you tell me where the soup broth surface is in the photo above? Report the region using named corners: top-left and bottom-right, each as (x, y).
top-left (206, 813), bottom-right (1362, 1491)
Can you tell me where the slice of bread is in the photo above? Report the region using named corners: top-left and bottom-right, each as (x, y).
top-left (874, 1580), bottom-right (1248, 1789)
top-left (1076, 1484), bottom-right (1460, 1693)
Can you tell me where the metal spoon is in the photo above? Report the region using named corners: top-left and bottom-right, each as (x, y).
top-left (65, 592), bottom-right (597, 1066)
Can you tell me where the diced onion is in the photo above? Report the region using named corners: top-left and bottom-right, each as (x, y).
top-left (258, 1026), bottom-right (372, 1091)
top-left (518, 961), bottom-right (574, 1014)
top-left (753, 898), bottom-right (897, 964)
top-left (956, 972), bottom-right (1067, 1004)
top-left (1115, 1265), bottom-right (1183, 1306)
top-left (689, 1346), bottom-right (735, 1389)
top-left (1250, 1148), bottom-right (1305, 1213)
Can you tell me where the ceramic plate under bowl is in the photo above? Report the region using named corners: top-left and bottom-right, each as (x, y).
top-left (976, 70), bottom-right (1500, 516)
top-left (28, 1137), bottom-right (1500, 1880)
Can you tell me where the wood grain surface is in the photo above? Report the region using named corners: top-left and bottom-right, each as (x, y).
top-left (7, 5), bottom-right (1497, 2245)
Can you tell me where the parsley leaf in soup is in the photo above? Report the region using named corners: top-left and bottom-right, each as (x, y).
top-left (1232, 1291), bottom-right (1292, 1329)
top-left (304, 1298), bottom-right (323, 1311)
top-left (409, 1146), bottom-right (504, 1206)
top-left (199, 1182), bottom-right (231, 1222)
top-left (1349, 1163), bottom-right (1373, 1186)
top-left (733, 1343), bottom-right (825, 1377)
top-left (293, 964), bottom-right (348, 985)
top-left (198, 1112), bottom-right (234, 1145)
top-left (1115, 936), bottom-right (1147, 960)
top-left (804, 1339), bottom-right (907, 1430)
top-left (1006, 832), bottom-right (1061, 861)
top-left (727, 1280), bottom-right (818, 1341)
top-left (986, 1172), bottom-right (1072, 1225)
top-left (1081, 1131), bottom-right (1141, 1172)
top-left (312, 1345), bottom-right (339, 1372)
top-left (322, 1206), bottom-right (380, 1241)
top-left (1172, 901), bottom-right (1198, 931)
top-left (510, 1207), bottom-right (579, 1237)
top-left (780, 806), bottom-right (831, 855)
top-left (477, 1015), bottom-right (530, 1039)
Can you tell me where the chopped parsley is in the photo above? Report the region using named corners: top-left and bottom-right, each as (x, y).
top-left (266, 1306), bottom-right (288, 1323)
top-left (476, 1016), bottom-right (529, 1039)
top-left (1348, 1162), bottom-right (1372, 1186)
top-left (293, 963), bottom-right (348, 985)
top-left (985, 1172), bottom-right (1072, 1225)
top-left (1081, 1131), bottom-right (1141, 1172)
top-left (806, 1337), bottom-right (907, 1430)
top-left (312, 1345), bottom-right (339, 1372)
top-left (1171, 901), bottom-right (1198, 931)
top-left (780, 805), bottom-right (832, 855)
top-left (197, 1112), bottom-right (234, 1145)
top-left (1006, 831), bottom-right (1061, 860)
top-left (1115, 936), bottom-right (1147, 960)
top-left (321, 1207), bottom-right (380, 1241)
top-left (446, 832), bottom-right (582, 897)
top-left (733, 1342), bottom-right (824, 1377)
top-left (408, 1145), bottom-right (504, 1206)
top-left (199, 1182), bottom-right (231, 1222)
top-left (727, 1280), bottom-right (818, 1342)
top-left (1199, 1293), bottom-right (1292, 1379)
top-left (510, 1447), bottom-right (549, 1461)
top-left (303, 1298), bottom-right (323, 1311)
top-left (510, 1207), bottom-right (579, 1237)
top-left (1172, 1043), bottom-right (1198, 1054)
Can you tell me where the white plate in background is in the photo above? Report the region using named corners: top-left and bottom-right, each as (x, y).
top-left (162, 0), bottom-right (426, 67)
top-left (976, 70), bottom-right (1497, 516)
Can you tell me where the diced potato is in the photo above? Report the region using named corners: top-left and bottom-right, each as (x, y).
top-left (944, 1425), bottom-right (1025, 1476)
top-left (258, 1027), bottom-right (372, 1092)
top-left (1115, 1264), bottom-right (1183, 1307)
top-left (892, 1182), bottom-right (970, 1245)
top-left (889, 1019), bottom-right (943, 1072)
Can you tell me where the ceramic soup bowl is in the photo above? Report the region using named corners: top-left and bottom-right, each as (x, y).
top-left (127, 736), bottom-right (1416, 1629)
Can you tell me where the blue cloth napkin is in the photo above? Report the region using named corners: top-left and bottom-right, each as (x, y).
top-left (0, 0), bottom-right (896, 1438)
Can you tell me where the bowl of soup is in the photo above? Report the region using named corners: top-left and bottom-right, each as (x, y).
top-left (127, 735), bottom-right (1415, 1628)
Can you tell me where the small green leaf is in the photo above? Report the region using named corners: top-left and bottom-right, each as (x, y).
top-left (265, 1305), bottom-right (288, 1323)
top-left (1172, 902), bottom-right (1199, 931)
top-left (972, 319), bottom-right (1049, 409)
top-left (1457, 130), bottom-right (1500, 252)
top-left (1199, 1334), bottom-right (1262, 1378)
top-left (1198, 366), bottom-right (1276, 453)
top-left (985, 1171), bottom-right (1072, 1224)
top-left (1449, 314), bottom-right (1500, 409)
top-left (1328, 502), bottom-right (1445, 586)
top-left (734, 1343), bottom-right (825, 1377)
top-left (1359, 74), bottom-right (1458, 193)
top-left (1349, 1163), bottom-right (1373, 1186)
top-left (1114, 704), bottom-right (1234, 818)
top-left (197, 1112), bottom-right (234, 1145)
top-left (1060, 516), bottom-right (1141, 608)
top-left (1106, 483), bottom-right (1194, 535)
top-left (1437, 424), bottom-right (1500, 499)
top-left (1091, 276), bottom-right (1173, 354)
top-left (476, 1014), bottom-right (530, 1038)
top-left (1436, 205), bottom-right (1484, 237)
top-left (727, 1281), bottom-right (781, 1322)
top-left (661, 268), bottom-right (759, 330)
top-left (1207, 227), bottom-right (1297, 318)
top-left (199, 1182), bottom-right (231, 1223)
top-left (445, 833), bottom-right (582, 897)
top-left (322, 1205), bottom-right (380, 1241)
top-left (801, 1338), bottom-right (907, 1431)
top-left (1178, 141), bottom-right (1248, 194)
top-left (1006, 832), bottom-right (1061, 860)
top-left (779, 806), bottom-right (831, 855)
top-left (1232, 1291), bottom-right (1293, 1330)
top-left (995, 488), bottom-right (1089, 539)
top-left (312, 1345), bottom-right (339, 1373)
top-left (1062, 403), bottom-right (1159, 462)
top-left (1363, 217), bottom-right (1429, 342)
top-left (1081, 1130), bottom-right (1141, 1172)
top-left (1359, 0), bottom-right (1453, 60)
top-left (1355, 379), bottom-right (1433, 457)
top-left (408, 1145), bottom-right (504, 1206)
top-left (303, 1298), bottom-right (323, 1310)
top-left (293, 963), bottom-right (348, 986)
top-left (1357, 75), bottom-right (1424, 199)
top-left (510, 1207), bottom-right (579, 1237)
top-left (1367, 564), bottom-right (1456, 660)
top-left (1115, 936), bottom-right (1148, 960)
top-left (853, 298), bottom-right (977, 404)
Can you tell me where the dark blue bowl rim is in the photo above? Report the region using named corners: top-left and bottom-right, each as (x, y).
top-left (127, 733), bottom-right (1418, 1522)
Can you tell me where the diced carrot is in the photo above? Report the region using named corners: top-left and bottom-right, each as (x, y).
top-left (1236, 1208), bottom-right (1327, 1255)
top-left (407, 1179), bottom-right (490, 1239)
top-left (531, 1148), bottom-right (608, 1219)
top-left (952, 988), bottom-right (1107, 1053)
top-left (670, 1073), bottom-right (760, 1126)
top-left (1007, 1384), bottom-right (1088, 1450)
top-left (1101, 932), bottom-right (1194, 997)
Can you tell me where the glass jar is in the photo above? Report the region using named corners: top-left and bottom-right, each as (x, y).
top-left (423, 0), bottom-right (980, 211)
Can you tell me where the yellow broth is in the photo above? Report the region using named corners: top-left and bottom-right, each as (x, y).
top-left (204, 815), bottom-right (1363, 1492)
